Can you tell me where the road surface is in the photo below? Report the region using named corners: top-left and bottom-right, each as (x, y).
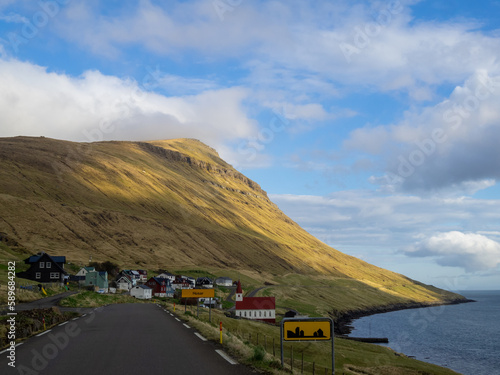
top-left (0, 303), bottom-right (256, 374)
top-left (3, 291), bottom-right (78, 312)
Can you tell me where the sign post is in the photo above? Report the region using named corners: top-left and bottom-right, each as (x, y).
top-left (181, 289), bottom-right (215, 320)
top-left (280, 317), bottom-right (334, 374)
top-left (220, 321), bottom-right (223, 344)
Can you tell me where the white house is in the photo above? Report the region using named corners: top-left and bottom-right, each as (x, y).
top-left (156, 272), bottom-right (176, 283)
top-left (116, 275), bottom-right (133, 291)
top-left (130, 285), bottom-right (152, 299)
top-left (215, 277), bottom-right (233, 287)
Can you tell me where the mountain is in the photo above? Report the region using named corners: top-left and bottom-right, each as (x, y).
top-left (0, 136), bottom-right (465, 315)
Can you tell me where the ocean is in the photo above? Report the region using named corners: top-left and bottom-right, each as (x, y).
top-left (349, 291), bottom-right (500, 375)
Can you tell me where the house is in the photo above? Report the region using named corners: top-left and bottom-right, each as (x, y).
top-left (85, 271), bottom-right (109, 291)
top-left (130, 270), bottom-right (140, 281)
top-left (130, 285), bottom-right (152, 299)
top-left (196, 277), bottom-right (213, 289)
top-left (70, 266), bottom-right (95, 283)
top-left (116, 275), bottom-right (134, 291)
top-left (183, 276), bottom-right (196, 287)
top-left (76, 266), bottom-right (95, 277)
top-left (234, 280), bottom-right (275, 323)
top-left (117, 271), bottom-right (137, 286)
top-left (137, 270), bottom-right (148, 282)
top-left (16, 252), bottom-right (67, 283)
top-left (172, 276), bottom-right (192, 290)
top-left (145, 277), bottom-right (174, 298)
top-left (156, 271), bottom-right (176, 283)
top-left (215, 277), bottom-right (233, 287)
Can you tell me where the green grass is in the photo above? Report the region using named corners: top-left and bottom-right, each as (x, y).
top-left (160, 300), bottom-right (459, 375)
top-left (58, 291), bottom-right (143, 307)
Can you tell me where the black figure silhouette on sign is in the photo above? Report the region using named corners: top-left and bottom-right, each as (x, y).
top-left (286, 326), bottom-right (326, 339)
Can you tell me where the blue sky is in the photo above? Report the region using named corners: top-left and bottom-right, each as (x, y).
top-left (1, 0), bottom-right (500, 290)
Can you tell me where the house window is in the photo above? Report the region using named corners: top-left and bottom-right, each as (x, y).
top-left (39, 262), bottom-right (45, 268)
top-left (50, 272), bottom-right (59, 279)
top-left (46, 262), bottom-right (51, 268)
top-left (36, 272), bottom-right (41, 279)
top-left (259, 311), bottom-right (262, 317)
top-left (264, 311), bottom-right (267, 317)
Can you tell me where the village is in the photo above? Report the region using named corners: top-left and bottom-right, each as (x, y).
top-left (15, 251), bottom-right (277, 324)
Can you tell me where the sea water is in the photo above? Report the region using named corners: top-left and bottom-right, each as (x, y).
top-left (349, 291), bottom-right (500, 375)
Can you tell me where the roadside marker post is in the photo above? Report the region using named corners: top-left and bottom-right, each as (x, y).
top-left (280, 317), bottom-right (334, 374)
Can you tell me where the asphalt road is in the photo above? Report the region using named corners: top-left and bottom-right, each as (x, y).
top-left (7, 291), bottom-right (78, 312)
top-left (1, 303), bottom-right (257, 374)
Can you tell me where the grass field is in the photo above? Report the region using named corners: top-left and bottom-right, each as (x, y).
top-left (159, 300), bottom-right (460, 375)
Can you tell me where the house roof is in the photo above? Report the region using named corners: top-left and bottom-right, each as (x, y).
top-left (148, 277), bottom-right (167, 285)
top-left (196, 277), bottom-right (213, 283)
top-left (25, 253), bottom-right (67, 274)
top-left (116, 275), bottom-right (133, 283)
top-left (216, 277), bottom-right (232, 281)
top-left (135, 285), bottom-right (151, 290)
top-left (236, 297), bottom-right (275, 310)
top-left (26, 254), bottom-right (66, 264)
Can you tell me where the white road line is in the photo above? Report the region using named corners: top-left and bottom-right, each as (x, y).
top-left (82, 314), bottom-right (87, 317)
top-left (183, 323), bottom-right (191, 329)
top-left (215, 350), bottom-right (238, 365)
top-left (58, 321), bottom-right (68, 326)
top-left (0, 343), bottom-right (23, 354)
top-left (72, 317), bottom-right (78, 321)
top-left (175, 318), bottom-right (180, 321)
top-left (36, 330), bottom-right (51, 337)
top-left (194, 333), bottom-right (207, 341)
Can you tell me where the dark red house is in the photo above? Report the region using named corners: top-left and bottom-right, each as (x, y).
top-left (145, 277), bottom-right (174, 297)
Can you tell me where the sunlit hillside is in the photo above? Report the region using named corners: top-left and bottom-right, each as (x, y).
top-left (0, 136), bottom-right (465, 314)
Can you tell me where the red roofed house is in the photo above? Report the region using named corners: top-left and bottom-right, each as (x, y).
top-left (234, 280), bottom-right (275, 323)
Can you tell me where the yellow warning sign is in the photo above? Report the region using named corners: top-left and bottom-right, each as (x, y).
top-left (283, 320), bottom-right (331, 341)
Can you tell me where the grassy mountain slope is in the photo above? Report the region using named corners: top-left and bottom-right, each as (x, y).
top-left (0, 136), bottom-right (464, 314)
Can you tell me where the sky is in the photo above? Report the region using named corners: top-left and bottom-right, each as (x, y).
top-left (1, 0), bottom-right (500, 290)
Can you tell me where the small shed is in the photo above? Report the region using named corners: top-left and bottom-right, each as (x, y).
top-left (130, 285), bottom-right (152, 300)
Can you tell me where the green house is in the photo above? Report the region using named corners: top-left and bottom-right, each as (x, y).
top-left (85, 271), bottom-right (109, 291)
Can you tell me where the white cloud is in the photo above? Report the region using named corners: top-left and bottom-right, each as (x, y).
top-left (270, 191), bottom-right (500, 258)
top-left (49, 1), bottom-right (500, 95)
top-left (405, 231), bottom-right (500, 272)
top-left (347, 71), bottom-right (500, 194)
top-left (0, 58), bottom-right (258, 151)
